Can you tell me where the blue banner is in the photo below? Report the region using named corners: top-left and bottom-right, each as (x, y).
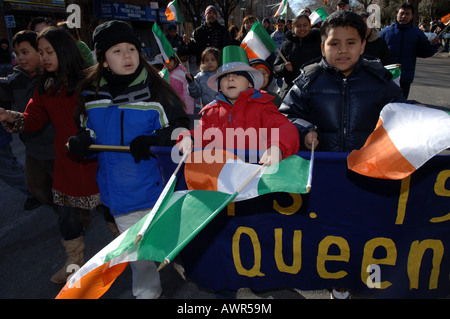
top-left (153, 147), bottom-right (450, 298)
top-left (94, 1), bottom-right (157, 21)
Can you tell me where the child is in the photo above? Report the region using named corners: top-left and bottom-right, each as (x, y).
top-left (67, 20), bottom-right (189, 299)
top-left (186, 47), bottom-right (219, 111)
top-left (280, 10), bottom-right (406, 153)
top-left (280, 10), bottom-right (407, 299)
top-left (178, 45), bottom-right (299, 165)
top-left (249, 58), bottom-right (282, 108)
top-left (0, 28), bottom-right (101, 285)
top-left (0, 30), bottom-right (53, 209)
top-left (163, 54), bottom-right (194, 117)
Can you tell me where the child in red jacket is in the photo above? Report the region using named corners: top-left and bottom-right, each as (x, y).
top-left (178, 45), bottom-right (299, 165)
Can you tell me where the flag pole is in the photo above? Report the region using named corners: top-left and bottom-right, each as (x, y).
top-left (276, 48), bottom-right (288, 64)
top-left (306, 140), bottom-right (315, 192)
top-left (157, 163), bottom-right (266, 271)
top-left (135, 151), bottom-right (190, 245)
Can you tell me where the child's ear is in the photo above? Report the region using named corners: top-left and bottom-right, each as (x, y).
top-left (103, 61), bottom-right (109, 69)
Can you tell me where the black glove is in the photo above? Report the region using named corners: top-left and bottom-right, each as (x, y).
top-left (130, 135), bottom-right (158, 163)
top-left (68, 129), bottom-right (93, 157)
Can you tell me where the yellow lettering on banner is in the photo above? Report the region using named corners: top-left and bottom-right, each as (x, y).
top-left (361, 238), bottom-right (397, 289)
top-left (407, 239), bottom-right (444, 290)
top-left (274, 228), bottom-right (302, 274)
top-left (232, 227), bottom-right (265, 277)
top-left (396, 176), bottom-right (411, 225)
top-left (430, 170), bottom-right (450, 223)
top-left (317, 236), bottom-right (350, 279)
top-left (273, 193), bottom-right (302, 215)
top-left (434, 170), bottom-right (450, 197)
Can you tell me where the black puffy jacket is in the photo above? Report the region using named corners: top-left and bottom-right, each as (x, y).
top-left (280, 57), bottom-right (407, 152)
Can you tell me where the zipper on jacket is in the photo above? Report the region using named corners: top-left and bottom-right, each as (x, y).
top-left (120, 110), bottom-right (125, 146)
top-left (342, 78), bottom-right (348, 152)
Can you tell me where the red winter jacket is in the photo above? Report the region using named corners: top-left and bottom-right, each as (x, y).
top-left (179, 88), bottom-right (300, 158)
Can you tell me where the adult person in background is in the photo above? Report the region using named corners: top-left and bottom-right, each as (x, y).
top-left (166, 23), bottom-right (185, 52)
top-left (263, 17), bottom-right (274, 35)
top-left (183, 5), bottom-right (231, 67)
top-left (379, 3), bottom-right (439, 98)
top-left (273, 14), bottom-right (322, 98)
top-left (271, 18), bottom-right (286, 49)
top-left (236, 15), bottom-right (258, 43)
top-left (28, 16), bottom-right (56, 33)
top-left (337, 0), bottom-right (351, 11)
top-left (0, 39), bottom-right (13, 77)
top-left (360, 13), bottom-right (393, 65)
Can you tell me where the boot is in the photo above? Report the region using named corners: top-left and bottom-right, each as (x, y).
top-left (108, 221), bottom-right (120, 238)
top-left (50, 236), bottom-right (85, 284)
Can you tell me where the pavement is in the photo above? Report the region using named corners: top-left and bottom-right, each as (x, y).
top-left (0, 53), bottom-right (448, 301)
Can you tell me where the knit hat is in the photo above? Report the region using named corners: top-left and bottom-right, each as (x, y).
top-left (93, 20), bottom-right (141, 57)
top-left (207, 45), bottom-right (263, 92)
top-left (205, 5), bottom-right (218, 15)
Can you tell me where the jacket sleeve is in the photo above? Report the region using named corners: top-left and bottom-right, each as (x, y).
top-left (416, 29), bottom-right (439, 58)
top-left (272, 42), bottom-right (289, 78)
top-left (261, 102), bottom-right (300, 157)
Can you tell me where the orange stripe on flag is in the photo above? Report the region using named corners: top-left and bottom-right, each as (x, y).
top-left (185, 150), bottom-right (237, 191)
top-left (347, 119), bottom-right (416, 180)
top-left (240, 43), bottom-right (259, 60)
top-left (55, 261), bottom-right (129, 299)
top-left (441, 13), bottom-right (450, 25)
top-left (165, 8), bottom-right (175, 21)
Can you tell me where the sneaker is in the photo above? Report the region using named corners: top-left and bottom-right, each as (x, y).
top-left (330, 288), bottom-right (351, 299)
top-left (24, 197), bottom-right (42, 210)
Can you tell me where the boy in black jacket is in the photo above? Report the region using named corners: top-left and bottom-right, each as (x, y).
top-left (280, 11), bottom-right (406, 153)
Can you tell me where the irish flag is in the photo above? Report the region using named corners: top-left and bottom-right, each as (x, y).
top-left (165, 0), bottom-right (182, 22)
top-left (309, 7), bottom-right (328, 26)
top-left (347, 103), bottom-right (450, 180)
top-left (274, 0), bottom-right (288, 18)
top-left (241, 21), bottom-right (278, 60)
top-left (152, 23), bottom-right (175, 63)
top-left (56, 150), bottom-right (310, 299)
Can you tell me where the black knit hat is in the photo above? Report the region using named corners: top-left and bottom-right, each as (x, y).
top-left (93, 20), bottom-right (141, 57)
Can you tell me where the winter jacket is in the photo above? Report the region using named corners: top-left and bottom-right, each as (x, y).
top-left (379, 21), bottom-right (438, 83)
top-left (179, 88), bottom-right (299, 158)
top-left (0, 66), bottom-right (55, 160)
top-left (163, 64), bottom-right (194, 115)
top-left (280, 57), bottom-right (407, 152)
top-left (82, 68), bottom-right (189, 215)
top-left (6, 85), bottom-right (100, 210)
top-left (187, 21), bottom-right (232, 64)
top-left (273, 28), bottom-right (322, 98)
top-left (187, 70), bottom-right (217, 107)
top-left (363, 28), bottom-right (393, 66)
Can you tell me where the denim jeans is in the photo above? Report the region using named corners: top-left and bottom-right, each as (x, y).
top-left (0, 143), bottom-right (32, 197)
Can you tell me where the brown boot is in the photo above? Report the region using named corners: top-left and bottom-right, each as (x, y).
top-left (107, 221), bottom-right (120, 238)
top-left (50, 236), bottom-right (85, 284)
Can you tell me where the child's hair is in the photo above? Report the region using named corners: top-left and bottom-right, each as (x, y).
top-left (36, 27), bottom-right (87, 96)
top-left (57, 21), bottom-right (81, 41)
top-left (292, 14), bottom-right (311, 27)
top-left (27, 17), bottom-right (56, 31)
top-left (167, 55), bottom-right (179, 69)
top-left (12, 31), bottom-right (38, 50)
top-left (200, 47), bottom-right (220, 72)
top-left (320, 10), bottom-right (367, 43)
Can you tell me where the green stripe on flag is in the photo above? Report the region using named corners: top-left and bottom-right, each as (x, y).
top-left (250, 22), bottom-right (278, 53)
top-left (152, 23), bottom-right (175, 62)
top-left (258, 155), bottom-right (310, 195)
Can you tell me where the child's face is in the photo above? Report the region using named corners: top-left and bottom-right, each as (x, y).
top-left (255, 66), bottom-right (270, 89)
top-left (103, 42), bottom-right (140, 75)
top-left (203, 53), bottom-right (218, 72)
top-left (219, 73), bottom-right (252, 104)
top-left (321, 26), bottom-right (365, 77)
top-left (38, 38), bottom-right (58, 73)
top-left (14, 41), bottom-right (41, 74)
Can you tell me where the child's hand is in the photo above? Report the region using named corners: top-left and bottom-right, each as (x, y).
top-left (259, 145), bottom-right (283, 166)
top-left (178, 136), bottom-right (193, 155)
top-left (304, 131), bottom-right (319, 150)
top-left (0, 108), bottom-right (14, 123)
top-left (186, 73), bottom-right (194, 82)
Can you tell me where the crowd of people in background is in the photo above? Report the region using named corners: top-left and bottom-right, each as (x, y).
top-left (0, 1), bottom-right (445, 300)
